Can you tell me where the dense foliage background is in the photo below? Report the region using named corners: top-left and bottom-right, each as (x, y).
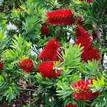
top-left (0, 0), bottom-right (107, 107)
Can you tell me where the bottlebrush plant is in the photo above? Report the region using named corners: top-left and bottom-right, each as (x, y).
top-left (0, 0), bottom-right (107, 107)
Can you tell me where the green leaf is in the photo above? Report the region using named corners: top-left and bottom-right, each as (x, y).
top-left (92, 77), bottom-right (107, 91)
top-left (92, 91), bottom-right (107, 107)
top-left (4, 83), bottom-right (19, 103)
top-left (63, 44), bottom-right (82, 69)
top-left (56, 80), bottom-right (72, 99)
top-left (3, 34), bottom-right (31, 61)
top-left (0, 31), bottom-right (8, 54)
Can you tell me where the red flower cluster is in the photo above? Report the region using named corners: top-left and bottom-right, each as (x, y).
top-left (38, 38), bottom-right (61, 61)
top-left (0, 61), bottom-right (4, 71)
top-left (75, 25), bottom-right (88, 37)
top-left (38, 61), bottom-right (62, 78)
top-left (19, 58), bottom-right (33, 73)
top-left (72, 79), bottom-right (99, 100)
top-left (82, 45), bottom-right (101, 62)
top-left (41, 24), bottom-right (49, 35)
top-left (65, 103), bottom-right (77, 107)
top-left (75, 25), bottom-right (92, 51)
top-left (75, 25), bottom-right (101, 62)
top-left (46, 9), bottom-right (74, 25)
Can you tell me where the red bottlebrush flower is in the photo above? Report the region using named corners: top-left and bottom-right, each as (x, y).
top-left (76, 25), bottom-right (92, 38)
top-left (75, 34), bottom-right (92, 50)
top-left (19, 58), bottom-right (33, 73)
top-left (41, 24), bottom-right (49, 35)
top-left (72, 79), bottom-right (99, 100)
top-left (76, 25), bottom-right (87, 37)
top-left (65, 103), bottom-right (77, 107)
top-left (75, 26), bottom-right (92, 50)
top-left (72, 91), bottom-right (99, 101)
top-left (75, 25), bottom-right (101, 62)
top-left (38, 61), bottom-right (62, 78)
top-left (82, 45), bottom-right (101, 62)
top-left (0, 61), bottom-right (4, 70)
top-left (46, 9), bottom-right (74, 25)
top-left (72, 79), bottom-right (93, 91)
top-left (38, 38), bottom-right (61, 61)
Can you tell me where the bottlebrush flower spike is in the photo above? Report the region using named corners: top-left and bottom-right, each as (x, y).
top-left (76, 25), bottom-right (90, 37)
top-left (38, 61), bottom-right (62, 78)
top-left (75, 25), bottom-right (92, 50)
top-left (38, 38), bottom-right (62, 61)
top-left (46, 9), bottom-right (74, 25)
top-left (72, 79), bottom-right (99, 100)
top-left (19, 58), bottom-right (33, 73)
top-left (82, 45), bottom-right (101, 62)
top-left (65, 103), bottom-right (77, 107)
top-left (72, 91), bottom-right (99, 101)
top-left (41, 24), bottom-right (49, 35)
top-left (0, 61), bottom-right (4, 71)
